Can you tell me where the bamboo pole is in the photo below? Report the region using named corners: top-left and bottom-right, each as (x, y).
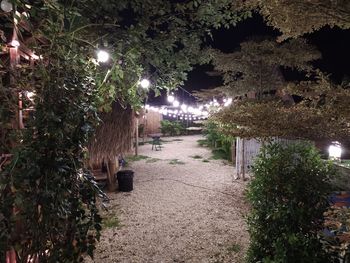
top-left (106, 157), bottom-right (118, 192)
top-left (135, 118), bottom-right (139, 156)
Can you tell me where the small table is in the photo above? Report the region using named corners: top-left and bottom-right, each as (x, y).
top-left (149, 133), bottom-right (162, 151)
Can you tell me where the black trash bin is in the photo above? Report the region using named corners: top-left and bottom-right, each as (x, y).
top-left (116, 170), bottom-right (134, 192)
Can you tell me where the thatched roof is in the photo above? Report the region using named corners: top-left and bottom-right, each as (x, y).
top-left (88, 102), bottom-right (134, 163)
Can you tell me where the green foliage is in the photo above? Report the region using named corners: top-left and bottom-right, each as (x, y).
top-left (102, 215), bottom-right (121, 229)
top-left (160, 120), bottom-right (185, 136)
top-left (127, 155), bottom-right (150, 161)
top-left (249, 0), bottom-right (350, 41)
top-left (209, 38), bottom-right (320, 98)
top-left (197, 139), bottom-right (209, 147)
top-left (227, 243), bottom-right (241, 253)
top-left (0, 0), bottom-right (250, 261)
top-left (202, 120), bottom-right (234, 161)
top-left (246, 142), bottom-right (337, 263)
top-left (168, 159), bottom-right (186, 165)
top-left (323, 206), bottom-right (350, 261)
top-left (146, 158), bottom-right (161, 163)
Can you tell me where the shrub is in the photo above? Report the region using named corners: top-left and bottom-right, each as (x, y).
top-left (160, 120), bottom-right (185, 136)
top-left (246, 142), bottom-right (337, 263)
top-left (202, 120), bottom-right (234, 161)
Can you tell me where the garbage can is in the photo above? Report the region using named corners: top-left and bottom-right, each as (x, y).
top-left (116, 170), bottom-right (134, 192)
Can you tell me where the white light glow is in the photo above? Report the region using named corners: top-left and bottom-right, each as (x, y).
top-left (173, 100), bottom-right (180, 107)
top-left (10, 39), bottom-right (20, 47)
top-left (167, 95), bottom-right (175, 103)
top-left (1, 0), bottom-right (13, 12)
top-left (145, 104), bottom-right (150, 110)
top-left (140, 78), bottom-right (150, 89)
top-left (181, 104), bottom-right (187, 112)
top-left (26, 91), bottom-right (35, 101)
top-left (329, 142), bottom-right (342, 160)
top-left (97, 50), bottom-right (109, 63)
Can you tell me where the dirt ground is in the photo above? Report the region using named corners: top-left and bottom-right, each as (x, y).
top-left (88, 135), bottom-right (249, 263)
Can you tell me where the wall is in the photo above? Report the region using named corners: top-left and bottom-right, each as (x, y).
top-left (140, 110), bottom-right (163, 136)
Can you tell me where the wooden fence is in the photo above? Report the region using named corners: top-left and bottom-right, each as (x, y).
top-left (140, 111), bottom-right (163, 136)
top-left (235, 137), bottom-right (299, 179)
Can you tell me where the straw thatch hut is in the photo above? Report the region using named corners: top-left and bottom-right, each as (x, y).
top-left (88, 102), bottom-right (135, 191)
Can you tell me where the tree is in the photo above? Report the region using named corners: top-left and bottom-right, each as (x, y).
top-left (239, 0), bottom-right (350, 41)
top-left (215, 73), bottom-right (350, 140)
top-left (198, 38), bottom-right (320, 99)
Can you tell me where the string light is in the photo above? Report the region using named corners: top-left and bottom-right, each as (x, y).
top-left (167, 94), bottom-right (175, 103)
top-left (97, 50), bottom-right (109, 63)
top-left (173, 100), bottom-right (180, 107)
top-left (0, 0), bottom-right (13, 12)
top-left (140, 78), bottom-right (150, 89)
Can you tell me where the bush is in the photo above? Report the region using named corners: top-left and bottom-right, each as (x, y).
top-left (160, 120), bottom-right (184, 136)
top-left (202, 120), bottom-right (234, 161)
top-left (246, 142), bottom-right (337, 263)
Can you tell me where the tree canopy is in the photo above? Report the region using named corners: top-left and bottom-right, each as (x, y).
top-left (242, 0), bottom-right (350, 41)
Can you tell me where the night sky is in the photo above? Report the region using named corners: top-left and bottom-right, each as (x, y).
top-left (149, 13), bottom-right (350, 105)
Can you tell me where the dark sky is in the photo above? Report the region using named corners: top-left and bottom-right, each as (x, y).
top-left (149, 14), bottom-right (350, 105)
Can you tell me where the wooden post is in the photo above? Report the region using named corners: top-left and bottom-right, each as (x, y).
top-left (106, 157), bottom-right (119, 192)
top-left (231, 140), bottom-right (236, 164)
top-left (135, 118), bottom-right (139, 156)
top-left (241, 138), bottom-right (245, 180)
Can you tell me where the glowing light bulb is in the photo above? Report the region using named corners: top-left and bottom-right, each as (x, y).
top-left (10, 39), bottom-right (20, 47)
top-left (97, 50), bottom-right (109, 63)
top-left (1, 0), bottom-right (13, 12)
top-left (173, 100), bottom-right (180, 107)
top-left (167, 95), bottom-right (175, 103)
top-left (140, 78), bottom-right (150, 89)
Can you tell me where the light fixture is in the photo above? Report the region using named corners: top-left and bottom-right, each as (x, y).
top-left (10, 39), bottom-right (20, 47)
top-left (97, 50), bottom-right (109, 63)
top-left (1, 0), bottom-right (13, 12)
top-left (140, 78), bottom-right (150, 89)
top-left (181, 104), bottom-right (187, 112)
top-left (167, 94), bottom-right (175, 103)
top-left (26, 91), bottom-right (35, 101)
top-left (329, 142), bottom-right (342, 160)
top-left (173, 100), bottom-right (180, 107)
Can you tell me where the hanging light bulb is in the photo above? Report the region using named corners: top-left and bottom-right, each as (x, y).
top-left (1, 0), bottom-right (13, 12)
top-left (10, 39), bottom-right (20, 47)
top-left (167, 94), bottom-right (175, 103)
top-left (140, 78), bottom-right (150, 89)
top-left (173, 100), bottom-right (180, 107)
top-left (97, 50), bottom-right (109, 63)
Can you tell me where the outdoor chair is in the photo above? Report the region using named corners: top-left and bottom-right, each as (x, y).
top-left (151, 135), bottom-right (161, 151)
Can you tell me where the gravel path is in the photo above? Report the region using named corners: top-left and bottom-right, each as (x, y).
top-left (89, 135), bottom-right (249, 263)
